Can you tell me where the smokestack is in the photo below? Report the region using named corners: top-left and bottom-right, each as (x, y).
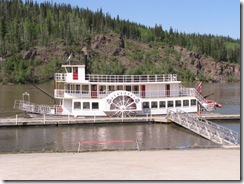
top-left (84, 54), bottom-right (88, 75)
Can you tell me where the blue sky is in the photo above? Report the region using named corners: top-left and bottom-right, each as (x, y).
top-left (36, 0), bottom-right (240, 39)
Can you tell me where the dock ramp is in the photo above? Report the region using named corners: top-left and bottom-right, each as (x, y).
top-left (166, 109), bottom-right (239, 146)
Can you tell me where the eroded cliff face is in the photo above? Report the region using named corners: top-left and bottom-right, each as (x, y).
top-left (1, 33), bottom-right (239, 84)
top-left (177, 47), bottom-right (240, 82)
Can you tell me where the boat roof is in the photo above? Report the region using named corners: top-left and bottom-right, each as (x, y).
top-left (61, 65), bottom-right (85, 68)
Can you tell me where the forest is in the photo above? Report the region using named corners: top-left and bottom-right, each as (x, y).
top-left (0, 0), bottom-right (240, 83)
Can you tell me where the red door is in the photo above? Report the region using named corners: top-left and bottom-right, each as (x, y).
top-left (91, 85), bottom-right (97, 98)
top-left (141, 85), bottom-right (145, 98)
top-left (166, 84), bottom-right (170, 97)
top-left (73, 67), bottom-right (78, 80)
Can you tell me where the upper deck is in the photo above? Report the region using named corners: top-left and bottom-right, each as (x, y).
top-left (55, 73), bottom-right (178, 84)
top-left (55, 65), bottom-right (179, 84)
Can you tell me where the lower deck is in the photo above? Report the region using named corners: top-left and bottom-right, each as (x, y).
top-left (61, 96), bottom-right (198, 117)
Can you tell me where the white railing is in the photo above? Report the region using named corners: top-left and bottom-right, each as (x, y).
top-left (54, 73), bottom-right (178, 83)
top-left (55, 73), bottom-right (66, 81)
top-left (86, 74), bottom-right (177, 83)
top-left (166, 109), bottom-right (239, 145)
top-left (54, 88), bottom-right (196, 99)
top-left (179, 84), bottom-right (215, 112)
top-left (14, 100), bottom-right (62, 115)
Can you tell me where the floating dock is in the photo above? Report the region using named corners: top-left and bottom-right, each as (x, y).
top-left (0, 113), bottom-right (240, 127)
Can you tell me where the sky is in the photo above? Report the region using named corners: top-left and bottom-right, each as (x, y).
top-left (36, 0), bottom-right (240, 39)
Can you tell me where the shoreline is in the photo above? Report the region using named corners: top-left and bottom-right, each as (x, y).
top-left (0, 148), bottom-right (240, 180)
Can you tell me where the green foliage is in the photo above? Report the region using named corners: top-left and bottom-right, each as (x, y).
top-left (197, 71), bottom-right (213, 82)
top-left (179, 70), bottom-right (195, 82)
top-left (0, 55), bottom-right (31, 83)
top-left (0, 0), bottom-right (240, 83)
top-left (227, 75), bottom-right (238, 82)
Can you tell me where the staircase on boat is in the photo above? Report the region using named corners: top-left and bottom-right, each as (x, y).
top-left (166, 109), bottom-right (239, 146)
top-left (179, 84), bottom-right (215, 111)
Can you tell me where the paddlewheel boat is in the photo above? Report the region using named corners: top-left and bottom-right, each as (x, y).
top-left (14, 57), bottom-right (221, 117)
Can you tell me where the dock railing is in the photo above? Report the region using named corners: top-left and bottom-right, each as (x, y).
top-left (166, 109), bottom-right (239, 145)
top-left (77, 139), bottom-right (140, 152)
top-left (14, 100), bottom-right (59, 115)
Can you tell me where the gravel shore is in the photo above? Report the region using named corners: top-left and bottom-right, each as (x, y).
top-left (0, 148), bottom-right (240, 180)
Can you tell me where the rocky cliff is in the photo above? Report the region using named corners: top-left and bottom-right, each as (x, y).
top-left (176, 47), bottom-right (240, 82)
top-left (2, 33), bottom-right (239, 83)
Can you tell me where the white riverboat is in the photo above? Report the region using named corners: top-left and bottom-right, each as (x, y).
top-left (14, 57), bottom-right (220, 117)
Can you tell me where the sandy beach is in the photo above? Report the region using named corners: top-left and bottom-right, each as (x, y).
top-left (0, 148), bottom-right (240, 180)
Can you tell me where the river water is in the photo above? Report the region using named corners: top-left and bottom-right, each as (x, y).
top-left (0, 82), bottom-right (240, 153)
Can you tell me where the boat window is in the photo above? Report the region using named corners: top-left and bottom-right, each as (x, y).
top-left (159, 101), bottom-right (166, 108)
top-left (66, 84), bottom-right (71, 92)
top-left (143, 102), bottom-right (149, 109)
top-left (82, 85), bottom-right (89, 94)
top-left (183, 100), bottom-right (189, 107)
top-left (151, 101), bottom-right (158, 109)
top-left (191, 99), bottom-right (196, 106)
top-left (73, 67), bottom-right (78, 73)
top-left (74, 102), bottom-right (81, 110)
top-left (126, 86), bottom-right (131, 91)
top-left (167, 101), bottom-right (174, 108)
top-left (176, 100), bottom-right (181, 107)
top-left (83, 102), bottom-right (90, 110)
top-left (117, 86), bottom-right (123, 90)
top-left (132, 85), bottom-right (139, 92)
top-left (108, 86), bottom-right (115, 91)
top-left (65, 67), bottom-right (71, 73)
top-left (99, 85), bottom-right (106, 92)
top-left (92, 102), bottom-right (99, 110)
top-left (75, 85), bottom-right (80, 93)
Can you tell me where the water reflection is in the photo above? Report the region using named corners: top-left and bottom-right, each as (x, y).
top-left (0, 122), bottom-right (228, 153)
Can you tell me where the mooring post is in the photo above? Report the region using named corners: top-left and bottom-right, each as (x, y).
top-left (77, 142), bottom-right (81, 153)
top-left (136, 139), bottom-right (140, 151)
top-left (15, 114), bottom-right (18, 125)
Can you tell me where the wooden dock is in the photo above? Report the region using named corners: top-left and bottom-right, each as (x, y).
top-left (0, 113), bottom-right (240, 127)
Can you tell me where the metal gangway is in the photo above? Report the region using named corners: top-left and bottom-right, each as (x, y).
top-left (166, 109), bottom-right (239, 146)
top-left (14, 100), bottom-right (57, 115)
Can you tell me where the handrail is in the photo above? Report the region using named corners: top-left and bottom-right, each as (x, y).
top-left (166, 109), bottom-right (239, 145)
top-left (14, 100), bottom-right (60, 115)
top-left (54, 73), bottom-right (178, 83)
top-left (179, 84), bottom-right (215, 112)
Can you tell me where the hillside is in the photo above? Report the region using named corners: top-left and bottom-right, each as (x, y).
top-left (1, 33), bottom-right (239, 83)
top-left (0, 0), bottom-right (240, 84)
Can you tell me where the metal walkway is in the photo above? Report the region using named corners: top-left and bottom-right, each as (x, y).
top-left (166, 109), bottom-right (239, 146)
top-left (14, 100), bottom-right (58, 115)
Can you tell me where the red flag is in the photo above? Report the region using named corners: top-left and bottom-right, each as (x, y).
top-left (196, 82), bottom-right (202, 95)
